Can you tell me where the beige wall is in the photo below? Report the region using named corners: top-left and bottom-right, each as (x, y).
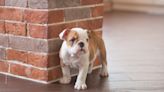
top-left (112, 0), bottom-right (164, 14)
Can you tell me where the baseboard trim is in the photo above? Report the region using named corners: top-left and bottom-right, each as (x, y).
top-left (0, 65), bottom-right (102, 84)
top-left (0, 72), bottom-right (49, 84)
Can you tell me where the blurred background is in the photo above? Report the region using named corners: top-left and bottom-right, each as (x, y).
top-left (104, 0), bottom-right (164, 14)
top-left (103, 0), bottom-right (164, 92)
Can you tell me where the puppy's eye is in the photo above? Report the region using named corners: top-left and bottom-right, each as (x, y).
top-left (86, 39), bottom-right (89, 42)
top-left (70, 38), bottom-right (76, 42)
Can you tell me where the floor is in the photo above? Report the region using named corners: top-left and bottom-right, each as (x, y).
top-left (1, 11), bottom-right (164, 92)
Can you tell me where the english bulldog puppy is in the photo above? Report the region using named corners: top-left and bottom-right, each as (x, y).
top-left (59, 28), bottom-right (108, 90)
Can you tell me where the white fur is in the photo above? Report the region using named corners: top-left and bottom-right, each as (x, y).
top-left (100, 63), bottom-right (108, 77)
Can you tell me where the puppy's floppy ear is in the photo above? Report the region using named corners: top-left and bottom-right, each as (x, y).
top-left (59, 29), bottom-right (70, 40)
top-left (87, 30), bottom-right (92, 38)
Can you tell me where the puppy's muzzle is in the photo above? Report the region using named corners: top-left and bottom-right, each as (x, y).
top-left (79, 42), bottom-right (84, 48)
top-left (78, 42), bottom-right (86, 53)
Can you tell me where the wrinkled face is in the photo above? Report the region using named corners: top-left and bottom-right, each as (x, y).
top-left (60, 28), bottom-right (89, 56)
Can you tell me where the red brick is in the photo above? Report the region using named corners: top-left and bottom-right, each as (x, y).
top-left (7, 49), bottom-right (28, 63)
top-left (27, 53), bottom-right (48, 68)
top-left (64, 22), bottom-right (77, 29)
top-left (27, 67), bottom-right (62, 81)
top-left (10, 63), bottom-right (49, 81)
top-left (0, 20), bottom-right (5, 33)
top-left (1, 8), bottom-right (24, 21)
top-left (28, 23), bottom-right (76, 39)
top-left (48, 53), bottom-right (60, 67)
top-left (0, 0), bottom-right (4, 6)
top-left (48, 67), bottom-right (62, 81)
top-left (0, 7), bottom-right (5, 19)
top-left (28, 24), bottom-right (48, 39)
top-left (0, 61), bottom-right (9, 72)
top-left (9, 64), bottom-right (66, 81)
top-left (7, 8), bottom-right (24, 21)
top-left (81, 0), bottom-right (103, 5)
top-left (47, 22), bottom-right (77, 39)
top-left (48, 24), bottom-right (65, 39)
top-left (27, 52), bottom-right (60, 68)
top-left (5, 22), bottom-right (26, 36)
top-left (78, 18), bottom-right (103, 30)
top-left (26, 68), bottom-right (48, 81)
top-left (24, 10), bottom-right (48, 24)
top-left (91, 6), bottom-right (104, 17)
top-left (10, 63), bottom-right (26, 76)
top-left (48, 10), bottom-right (64, 23)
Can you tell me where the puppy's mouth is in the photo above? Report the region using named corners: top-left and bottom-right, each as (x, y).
top-left (80, 48), bottom-right (86, 53)
top-left (71, 48), bottom-right (86, 57)
top-left (77, 48), bottom-right (86, 54)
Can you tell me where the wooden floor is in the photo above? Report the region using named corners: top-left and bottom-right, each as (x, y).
top-left (1, 11), bottom-right (164, 92)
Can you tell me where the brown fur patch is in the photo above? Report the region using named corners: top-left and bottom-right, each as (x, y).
top-left (66, 31), bottom-right (79, 47)
top-left (88, 31), bottom-right (98, 61)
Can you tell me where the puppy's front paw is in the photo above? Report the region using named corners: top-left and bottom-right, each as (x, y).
top-left (74, 82), bottom-right (87, 90)
top-left (59, 77), bottom-right (71, 84)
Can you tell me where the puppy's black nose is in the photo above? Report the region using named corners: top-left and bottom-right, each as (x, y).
top-left (79, 42), bottom-right (84, 48)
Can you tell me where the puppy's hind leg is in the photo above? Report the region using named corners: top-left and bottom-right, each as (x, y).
top-left (97, 39), bottom-right (108, 77)
top-left (88, 63), bottom-right (93, 74)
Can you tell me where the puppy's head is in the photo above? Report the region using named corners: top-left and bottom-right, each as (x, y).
top-left (59, 28), bottom-right (89, 56)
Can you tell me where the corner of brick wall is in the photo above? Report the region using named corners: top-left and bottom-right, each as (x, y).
top-left (0, 0), bottom-right (104, 83)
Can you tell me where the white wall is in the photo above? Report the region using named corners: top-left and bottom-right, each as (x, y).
top-left (112, 0), bottom-right (164, 14)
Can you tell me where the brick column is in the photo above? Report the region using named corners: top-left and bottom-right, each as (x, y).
top-left (0, 0), bottom-right (104, 84)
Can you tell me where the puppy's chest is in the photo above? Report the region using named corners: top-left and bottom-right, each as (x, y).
top-left (63, 55), bottom-right (82, 68)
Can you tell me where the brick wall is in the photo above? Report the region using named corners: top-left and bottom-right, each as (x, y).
top-left (0, 0), bottom-right (104, 83)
